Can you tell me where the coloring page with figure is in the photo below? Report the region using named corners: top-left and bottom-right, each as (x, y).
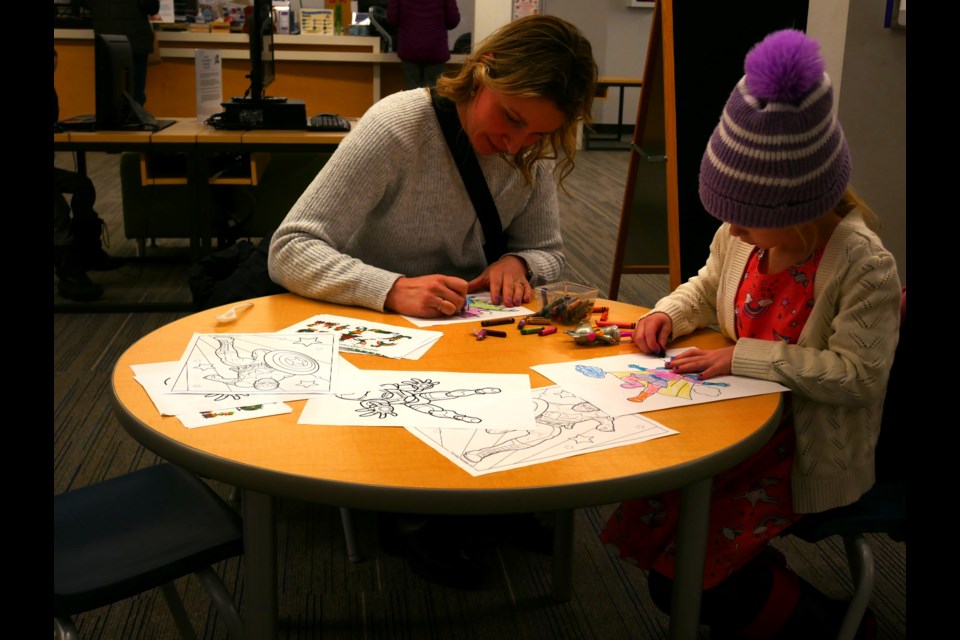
top-left (532, 350), bottom-right (788, 417)
top-left (405, 385), bottom-right (677, 476)
top-left (401, 292), bottom-right (536, 328)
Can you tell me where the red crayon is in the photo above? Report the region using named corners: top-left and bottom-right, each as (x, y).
top-left (538, 326), bottom-right (558, 336)
top-left (596, 320), bottom-right (635, 329)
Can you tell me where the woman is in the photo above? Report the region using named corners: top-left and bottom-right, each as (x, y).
top-left (269, 15), bottom-right (598, 319)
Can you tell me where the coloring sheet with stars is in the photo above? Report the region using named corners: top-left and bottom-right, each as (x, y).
top-left (404, 385), bottom-right (678, 476)
top-left (171, 332), bottom-right (344, 395)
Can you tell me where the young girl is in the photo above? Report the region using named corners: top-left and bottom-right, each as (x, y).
top-left (600, 29), bottom-right (901, 638)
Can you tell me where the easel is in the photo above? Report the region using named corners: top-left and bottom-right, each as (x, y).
top-left (607, 0), bottom-right (810, 301)
top-left (607, 0), bottom-right (681, 299)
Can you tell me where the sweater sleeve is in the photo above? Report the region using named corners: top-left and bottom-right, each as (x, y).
top-left (731, 224), bottom-right (902, 408)
top-left (647, 224), bottom-right (730, 338)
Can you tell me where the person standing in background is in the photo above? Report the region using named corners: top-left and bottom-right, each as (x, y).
top-left (83, 0), bottom-right (160, 106)
top-left (387, 0), bottom-right (461, 90)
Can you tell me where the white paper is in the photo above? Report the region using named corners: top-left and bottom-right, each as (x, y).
top-left (405, 385), bottom-right (678, 476)
top-left (532, 349), bottom-right (788, 417)
top-left (401, 292), bottom-right (537, 328)
top-left (177, 401), bottom-right (293, 428)
top-left (279, 314), bottom-right (443, 360)
top-left (195, 49), bottom-right (223, 123)
top-left (299, 370), bottom-right (537, 429)
top-left (171, 333), bottom-right (342, 395)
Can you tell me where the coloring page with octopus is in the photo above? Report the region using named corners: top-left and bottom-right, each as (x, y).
top-left (299, 370), bottom-right (536, 430)
top-left (532, 350), bottom-right (787, 417)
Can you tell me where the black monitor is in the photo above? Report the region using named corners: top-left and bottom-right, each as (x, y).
top-left (94, 33), bottom-right (165, 131)
top-left (247, 0), bottom-right (275, 101)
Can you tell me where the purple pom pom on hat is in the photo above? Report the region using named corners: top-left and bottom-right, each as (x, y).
top-left (698, 29), bottom-right (851, 228)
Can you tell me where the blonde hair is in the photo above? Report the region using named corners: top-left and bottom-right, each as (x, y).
top-left (834, 186), bottom-right (882, 231)
top-left (435, 15), bottom-right (598, 186)
top-left (790, 187), bottom-right (881, 256)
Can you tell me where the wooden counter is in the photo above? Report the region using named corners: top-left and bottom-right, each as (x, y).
top-left (54, 29), bottom-right (466, 121)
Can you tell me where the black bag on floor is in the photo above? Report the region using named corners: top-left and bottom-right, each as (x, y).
top-left (188, 234), bottom-right (288, 311)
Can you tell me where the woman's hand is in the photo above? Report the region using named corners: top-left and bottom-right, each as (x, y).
top-left (384, 275), bottom-right (469, 318)
top-left (633, 312), bottom-right (673, 355)
top-left (666, 346), bottom-right (734, 380)
top-left (467, 255), bottom-right (531, 307)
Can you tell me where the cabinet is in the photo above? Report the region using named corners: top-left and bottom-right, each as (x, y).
top-left (608, 0), bottom-right (809, 299)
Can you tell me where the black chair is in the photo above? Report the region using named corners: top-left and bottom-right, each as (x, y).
top-left (786, 285), bottom-right (906, 640)
top-left (54, 463), bottom-right (245, 640)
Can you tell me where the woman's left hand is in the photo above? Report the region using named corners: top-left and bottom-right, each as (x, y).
top-left (467, 255), bottom-right (532, 307)
top-left (666, 346), bottom-right (734, 380)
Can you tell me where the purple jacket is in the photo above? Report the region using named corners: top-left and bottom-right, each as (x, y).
top-left (387, 0), bottom-right (461, 64)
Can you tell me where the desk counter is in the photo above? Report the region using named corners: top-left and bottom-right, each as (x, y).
top-left (54, 29), bottom-right (466, 122)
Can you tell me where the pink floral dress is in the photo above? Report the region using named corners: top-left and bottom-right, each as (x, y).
top-left (600, 246), bottom-right (825, 589)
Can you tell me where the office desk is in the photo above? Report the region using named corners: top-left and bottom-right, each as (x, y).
top-left (54, 120), bottom-right (353, 257)
top-left (111, 294), bottom-right (782, 640)
top-left (587, 76), bottom-right (644, 150)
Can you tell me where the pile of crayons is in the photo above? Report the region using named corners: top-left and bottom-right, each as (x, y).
top-left (472, 307), bottom-right (636, 342)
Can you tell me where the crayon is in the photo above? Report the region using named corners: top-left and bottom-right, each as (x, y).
top-left (473, 329), bottom-right (487, 341)
top-left (520, 326), bottom-right (542, 335)
top-left (525, 317), bottom-right (552, 325)
top-left (538, 326), bottom-right (558, 336)
top-left (481, 317), bottom-right (515, 327)
top-left (596, 321), bottom-right (636, 329)
top-left (485, 329), bottom-right (507, 338)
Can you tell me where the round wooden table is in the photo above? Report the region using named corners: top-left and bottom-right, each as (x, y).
top-left (112, 294), bottom-right (782, 639)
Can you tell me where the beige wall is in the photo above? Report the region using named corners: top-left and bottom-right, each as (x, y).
top-left (809, 0), bottom-right (907, 284)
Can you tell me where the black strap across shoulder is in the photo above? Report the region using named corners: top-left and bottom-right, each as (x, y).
top-left (430, 89), bottom-right (506, 266)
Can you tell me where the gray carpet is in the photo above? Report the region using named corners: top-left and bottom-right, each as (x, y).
top-left (53, 149), bottom-right (906, 639)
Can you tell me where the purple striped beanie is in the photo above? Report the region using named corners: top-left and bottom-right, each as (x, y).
top-left (699, 29), bottom-right (851, 228)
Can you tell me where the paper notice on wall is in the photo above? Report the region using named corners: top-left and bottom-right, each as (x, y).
top-left (195, 49), bottom-right (223, 124)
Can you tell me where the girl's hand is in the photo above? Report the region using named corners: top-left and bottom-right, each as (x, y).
top-left (666, 346), bottom-right (734, 380)
top-left (634, 312), bottom-right (673, 355)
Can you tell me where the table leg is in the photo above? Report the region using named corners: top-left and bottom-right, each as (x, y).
top-left (669, 477), bottom-right (712, 640)
top-left (243, 489), bottom-right (278, 639)
top-left (549, 509), bottom-right (575, 602)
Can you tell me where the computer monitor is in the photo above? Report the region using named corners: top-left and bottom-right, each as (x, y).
top-left (94, 33), bottom-right (161, 131)
top-left (247, 0), bottom-right (275, 101)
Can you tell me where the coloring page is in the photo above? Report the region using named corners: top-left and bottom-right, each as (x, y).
top-left (402, 292), bottom-right (536, 328)
top-left (532, 350), bottom-right (787, 417)
top-left (178, 402), bottom-right (293, 429)
top-left (299, 370), bottom-right (537, 430)
top-left (171, 332), bottom-right (342, 395)
top-left (279, 314), bottom-right (442, 359)
top-left (405, 385), bottom-right (678, 476)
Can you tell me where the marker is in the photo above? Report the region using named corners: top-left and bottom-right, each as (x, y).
top-left (481, 317), bottom-right (515, 327)
top-left (538, 326), bottom-right (557, 336)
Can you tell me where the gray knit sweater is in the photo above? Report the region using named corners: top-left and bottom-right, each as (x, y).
top-left (268, 89), bottom-right (565, 311)
top-left (648, 210), bottom-right (902, 513)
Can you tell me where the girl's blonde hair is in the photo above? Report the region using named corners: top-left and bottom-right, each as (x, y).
top-left (435, 15), bottom-right (598, 186)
